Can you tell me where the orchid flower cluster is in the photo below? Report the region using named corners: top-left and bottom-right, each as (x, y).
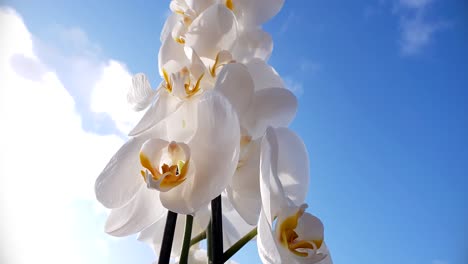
top-left (95, 0), bottom-right (332, 263)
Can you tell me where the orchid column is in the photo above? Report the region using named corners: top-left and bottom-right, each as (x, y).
top-left (95, 0), bottom-right (332, 263)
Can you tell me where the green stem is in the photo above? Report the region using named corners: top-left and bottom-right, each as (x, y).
top-left (207, 221), bottom-right (213, 263)
top-left (223, 227), bottom-right (258, 262)
top-left (179, 215), bottom-right (194, 264)
top-left (189, 230), bottom-right (207, 247)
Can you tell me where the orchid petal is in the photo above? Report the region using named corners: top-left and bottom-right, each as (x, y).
top-left (227, 139), bottom-right (262, 225)
top-left (95, 136), bottom-right (148, 208)
top-left (232, 29), bottom-right (273, 63)
top-left (221, 194), bottom-right (256, 247)
top-left (185, 0), bottom-right (214, 13)
top-left (246, 59), bottom-right (285, 91)
top-left (184, 47), bottom-right (207, 80)
top-left (129, 90), bottom-right (182, 136)
top-left (295, 212), bottom-right (324, 243)
top-left (275, 127), bottom-right (310, 206)
top-left (259, 127), bottom-right (287, 223)
top-left (233, 0), bottom-right (285, 27)
top-left (128, 73), bottom-right (157, 111)
top-left (159, 35), bottom-right (189, 77)
top-left (161, 13), bottom-right (179, 42)
top-left (215, 63), bottom-right (254, 117)
top-left (258, 209), bottom-right (282, 264)
top-left (316, 243), bottom-right (333, 264)
top-left (160, 91), bottom-right (240, 214)
top-left (105, 185), bottom-right (165, 237)
top-left (164, 96), bottom-right (199, 143)
top-left (242, 87), bottom-right (297, 139)
top-left (185, 4), bottom-right (237, 59)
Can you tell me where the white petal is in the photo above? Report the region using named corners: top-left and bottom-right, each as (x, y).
top-left (259, 127), bottom-right (287, 223)
top-left (215, 63), bottom-right (254, 117)
top-left (275, 127), bottom-right (309, 206)
top-left (160, 91), bottom-right (240, 214)
top-left (185, 0), bottom-right (215, 13)
top-left (129, 90), bottom-right (183, 136)
top-left (246, 59), bottom-right (285, 91)
top-left (317, 243), bottom-right (333, 264)
top-left (184, 47), bottom-right (207, 79)
top-left (140, 138), bottom-right (170, 166)
top-left (185, 4), bottom-right (237, 59)
top-left (172, 20), bottom-right (188, 42)
top-left (242, 87), bottom-right (297, 139)
top-left (296, 212), bottom-right (324, 243)
top-left (227, 139), bottom-right (262, 225)
top-left (128, 73), bottom-right (157, 111)
top-left (105, 185), bottom-right (165, 237)
top-left (233, 0), bottom-right (284, 27)
top-left (164, 96), bottom-right (199, 143)
top-left (222, 194), bottom-right (256, 248)
top-left (161, 13), bottom-right (179, 42)
top-left (257, 209), bottom-right (282, 264)
top-left (232, 29), bottom-right (273, 63)
top-left (95, 136), bottom-right (148, 208)
top-left (159, 35), bottom-right (189, 76)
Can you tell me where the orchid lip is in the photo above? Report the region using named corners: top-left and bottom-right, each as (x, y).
top-left (140, 140), bottom-right (191, 192)
top-left (162, 66), bottom-right (205, 99)
top-left (276, 204), bottom-right (323, 258)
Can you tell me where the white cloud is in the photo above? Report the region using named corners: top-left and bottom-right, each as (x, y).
top-left (283, 76), bottom-right (304, 97)
top-left (394, 0), bottom-right (448, 55)
top-left (399, 13), bottom-right (442, 55)
top-left (399, 0), bottom-right (432, 9)
top-left (90, 60), bottom-right (143, 134)
top-left (0, 7), bottom-right (140, 264)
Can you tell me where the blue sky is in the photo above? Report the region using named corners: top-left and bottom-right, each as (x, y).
top-left (1, 0), bottom-right (467, 264)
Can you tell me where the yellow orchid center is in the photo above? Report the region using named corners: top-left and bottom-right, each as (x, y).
top-left (209, 50), bottom-right (233, 77)
top-left (162, 67), bottom-right (205, 98)
top-left (226, 0), bottom-right (234, 11)
top-left (278, 205), bottom-right (323, 257)
top-left (175, 36), bottom-right (186, 44)
top-left (140, 141), bottom-right (190, 192)
top-left (237, 135), bottom-right (252, 169)
top-left (162, 68), bottom-right (172, 93)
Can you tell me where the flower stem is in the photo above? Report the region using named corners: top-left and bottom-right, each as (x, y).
top-left (190, 230), bottom-right (206, 247)
top-left (179, 215), bottom-right (194, 264)
top-left (158, 211), bottom-right (178, 264)
top-left (211, 195), bottom-right (223, 264)
top-left (223, 227), bottom-right (258, 263)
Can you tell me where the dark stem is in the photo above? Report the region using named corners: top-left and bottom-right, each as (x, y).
top-left (207, 221), bottom-right (213, 263)
top-left (190, 230), bottom-right (207, 247)
top-left (158, 211), bottom-right (178, 264)
top-left (223, 227), bottom-right (258, 262)
top-left (211, 195), bottom-right (223, 264)
top-left (179, 215), bottom-right (194, 264)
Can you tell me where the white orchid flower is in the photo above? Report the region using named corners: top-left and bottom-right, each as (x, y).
top-left (222, 0), bottom-right (284, 29)
top-left (162, 0), bottom-right (282, 63)
top-left (129, 46), bottom-right (253, 138)
top-left (96, 91), bottom-right (241, 216)
top-left (162, 2), bottom-right (237, 60)
top-left (257, 127), bottom-right (332, 264)
top-left (226, 60), bottom-right (298, 225)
